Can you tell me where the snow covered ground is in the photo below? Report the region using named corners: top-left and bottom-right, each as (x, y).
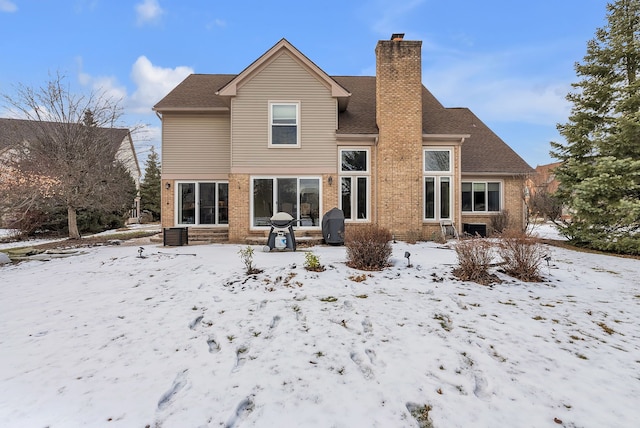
top-left (1, 225), bottom-right (639, 427)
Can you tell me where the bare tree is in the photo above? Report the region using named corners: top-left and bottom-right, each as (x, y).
top-left (1, 73), bottom-right (136, 239)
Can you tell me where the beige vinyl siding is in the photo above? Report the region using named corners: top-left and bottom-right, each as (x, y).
top-left (162, 113), bottom-right (231, 175)
top-left (231, 52), bottom-right (337, 170)
top-left (116, 136), bottom-right (141, 186)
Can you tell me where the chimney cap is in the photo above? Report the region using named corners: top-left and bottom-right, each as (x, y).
top-left (391, 33), bottom-right (405, 41)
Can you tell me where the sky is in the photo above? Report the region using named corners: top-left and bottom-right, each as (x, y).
top-left (0, 0), bottom-right (610, 169)
top-left (1, 224), bottom-right (640, 426)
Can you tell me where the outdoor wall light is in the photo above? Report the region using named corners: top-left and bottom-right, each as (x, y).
top-left (328, 176), bottom-right (333, 185)
top-left (404, 251), bottom-right (411, 267)
top-left (165, 182), bottom-right (171, 190)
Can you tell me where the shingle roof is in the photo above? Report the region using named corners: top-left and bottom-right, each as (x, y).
top-left (0, 117), bottom-right (130, 155)
top-left (154, 74), bottom-right (533, 174)
top-left (153, 74), bottom-right (236, 111)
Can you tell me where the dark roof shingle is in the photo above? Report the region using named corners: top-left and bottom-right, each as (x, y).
top-left (154, 73), bottom-right (532, 174)
top-left (0, 117), bottom-right (130, 155)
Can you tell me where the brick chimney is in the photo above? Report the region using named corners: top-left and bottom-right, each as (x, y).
top-left (375, 34), bottom-right (423, 239)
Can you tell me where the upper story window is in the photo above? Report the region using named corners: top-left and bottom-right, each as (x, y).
top-left (341, 149), bottom-right (368, 172)
top-left (270, 102), bottom-right (300, 147)
top-left (424, 149), bottom-right (451, 173)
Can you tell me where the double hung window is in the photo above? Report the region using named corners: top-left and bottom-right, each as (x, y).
top-left (270, 102), bottom-right (299, 146)
top-left (339, 149), bottom-right (369, 221)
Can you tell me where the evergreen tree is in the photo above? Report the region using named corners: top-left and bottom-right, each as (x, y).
top-left (139, 146), bottom-right (161, 221)
top-left (551, 0), bottom-right (640, 255)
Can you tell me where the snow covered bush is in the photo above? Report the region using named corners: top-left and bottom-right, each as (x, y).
top-left (345, 224), bottom-right (392, 271)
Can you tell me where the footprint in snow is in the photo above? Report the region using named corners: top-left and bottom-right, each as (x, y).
top-left (365, 348), bottom-right (384, 367)
top-left (189, 315), bottom-right (203, 330)
top-left (232, 346), bottom-right (249, 372)
top-left (224, 395), bottom-right (255, 428)
top-left (362, 317), bottom-right (373, 334)
top-left (157, 370), bottom-right (188, 410)
top-left (270, 315), bottom-right (281, 330)
top-left (473, 372), bottom-right (491, 401)
top-left (207, 335), bottom-right (221, 353)
top-left (350, 351), bottom-right (374, 380)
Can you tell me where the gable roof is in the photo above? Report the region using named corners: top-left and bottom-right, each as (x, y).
top-left (153, 41), bottom-right (532, 175)
top-left (216, 39), bottom-right (350, 110)
top-left (0, 117), bottom-right (131, 157)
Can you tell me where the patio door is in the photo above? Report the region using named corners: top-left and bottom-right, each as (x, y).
top-left (252, 177), bottom-right (320, 227)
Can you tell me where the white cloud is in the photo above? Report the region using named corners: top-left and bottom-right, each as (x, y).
top-left (128, 56), bottom-right (193, 114)
top-left (135, 0), bottom-right (164, 26)
top-left (422, 46), bottom-right (573, 127)
top-left (76, 57), bottom-right (128, 104)
top-left (0, 0), bottom-right (17, 12)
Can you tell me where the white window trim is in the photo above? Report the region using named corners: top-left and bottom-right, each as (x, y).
top-left (461, 180), bottom-right (504, 213)
top-left (423, 176), bottom-right (452, 221)
top-left (249, 176), bottom-right (322, 230)
top-left (339, 148), bottom-right (371, 222)
top-left (268, 101), bottom-right (301, 148)
top-left (175, 181), bottom-right (229, 226)
top-left (424, 148), bottom-right (453, 174)
top-left (339, 148), bottom-right (370, 174)
top-left (423, 148), bottom-right (453, 222)
top-left (339, 175), bottom-right (371, 222)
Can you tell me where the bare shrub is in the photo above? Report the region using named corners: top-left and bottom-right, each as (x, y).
top-left (453, 237), bottom-right (499, 285)
top-left (490, 210), bottom-right (511, 235)
top-left (345, 224), bottom-right (392, 271)
top-left (6, 209), bottom-right (49, 238)
top-left (497, 230), bottom-right (546, 282)
top-left (405, 229), bottom-right (421, 244)
top-left (529, 189), bottom-right (563, 222)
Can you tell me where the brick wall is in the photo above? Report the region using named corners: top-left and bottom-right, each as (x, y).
top-left (161, 179), bottom-right (174, 228)
top-left (460, 176), bottom-right (527, 234)
top-left (228, 174), bottom-right (250, 242)
top-left (375, 39), bottom-right (424, 240)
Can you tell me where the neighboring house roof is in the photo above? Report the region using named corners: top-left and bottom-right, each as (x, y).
top-left (1, 117), bottom-right (128, 151)
top-left (0, 117), bottom-right (140, 179)
top-left (153, 44), bottom-right (533, 175)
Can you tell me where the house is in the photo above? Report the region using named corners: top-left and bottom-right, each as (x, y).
top-left (525, 161), bottom-right (569, 221)
top-left (153, 35), bottom-right (533, 243)
top-left (527, 162), bottom-right (562, 196)
top-left (0, 117), bottom-right (141, 226)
